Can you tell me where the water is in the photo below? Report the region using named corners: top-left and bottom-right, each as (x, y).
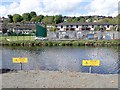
top-left (1, 46), bottom-right (119, 74)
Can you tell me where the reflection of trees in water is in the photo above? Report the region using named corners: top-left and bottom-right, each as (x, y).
top-left (3, 46), bottom-right (45, 54)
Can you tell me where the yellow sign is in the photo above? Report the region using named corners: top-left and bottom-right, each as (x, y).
top-left (82, 60), bottom-right (100, 66)
top-left (13, 58), bottom-right (28, 63)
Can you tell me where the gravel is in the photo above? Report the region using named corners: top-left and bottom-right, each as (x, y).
top-left (1, 70), bottom-right (118, 88)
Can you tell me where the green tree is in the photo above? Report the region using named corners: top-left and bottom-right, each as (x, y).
top-left (42, 16), bottom-right (48, 24)
top-left (67, 18), bottom-right (73, 22)
top-left (30, 11), bottom-right (37, 18)
top-left (54, 15), bottom-right (63, 24)
top-left (79, 17), bottom-right (85, 22)
top-left (13, 14), bottom-right (23, 23)
top-left (36, 15), bottom-right (44, 22)
top-left (30, 17), bottom-right (37, 22)
top-left (22, 13), bottom-right (31, 21)
top-left (94, 26), bottom-right (100, 31)
top-left (8, 15), bottom-right (13, 23)
top-left (49, 27), bottom-right (57, 32)
top-left (42, 16), bottom-right (54, 24)
top-left (74, 17), bottom-right (80, 22)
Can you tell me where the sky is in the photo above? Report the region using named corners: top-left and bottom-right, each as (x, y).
top-left (0, 0), bottom-right (119, 17)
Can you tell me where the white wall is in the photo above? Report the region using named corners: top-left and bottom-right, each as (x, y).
top-left (57, 25), bottom-right (115, 31)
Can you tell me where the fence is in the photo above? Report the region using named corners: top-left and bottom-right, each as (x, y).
top-left (47, 31), bottom-right (120, 40)
top-left (1, 31), bottom-right (119, 41)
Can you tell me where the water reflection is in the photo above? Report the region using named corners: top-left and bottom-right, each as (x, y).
top-left (1, 46), bottom-right (119, 74)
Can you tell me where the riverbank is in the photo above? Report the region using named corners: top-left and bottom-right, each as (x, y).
top-left (1, 70), bottom-right (118, 88)
top-left (0, 40), bottom-right (120, 47)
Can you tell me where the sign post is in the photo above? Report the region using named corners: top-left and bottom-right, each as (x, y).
top-left (13, 58), bottom-right (28, 70)
top-left (89, 67), bottom-right (92, 73)
top-left (82, 60), bottom-right (100, 73)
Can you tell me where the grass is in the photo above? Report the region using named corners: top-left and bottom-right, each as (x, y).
top-left (0, 36), bottom-right (120, 47)
top-left (0, 36), bottom-right (35, 41)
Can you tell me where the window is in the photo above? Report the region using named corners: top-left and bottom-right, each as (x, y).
top-left (107, 25), bottom-right (109, 28)
top-left (71, 25), bottom-right (73, 27)
top-left (82, 25), bottom-right (84, 27)
top-left (76, 25), bottom-right (78, 28)
top-left (61, 26), bottom-right (63, 28)
top-left (92, 25), bottom-right (94, 28)
top-left (66, 25), bottom-right (69, 28)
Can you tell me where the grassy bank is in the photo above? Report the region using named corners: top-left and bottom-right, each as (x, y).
top-left (0, 36), bottom-right (35, 41)
top-left (1, 39), bottom-right (120, 47)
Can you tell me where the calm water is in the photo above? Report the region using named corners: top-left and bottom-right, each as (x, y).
top-left (1, 46), bottom-right (119, 74)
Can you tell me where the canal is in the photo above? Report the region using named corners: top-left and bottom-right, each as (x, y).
top-left (1, 46), bottom-right (119, 74)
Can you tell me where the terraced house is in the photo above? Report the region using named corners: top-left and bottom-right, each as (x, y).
top-left (7, 22), bottom-right (37, 34)
top-left (56, 22), bottom-right (118, 31)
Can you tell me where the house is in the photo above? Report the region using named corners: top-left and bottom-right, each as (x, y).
top-left (7, 22), bottom-right (45, 34)
top-left (0, 17), bottom-right (8, 34)
top-left (7, 23), bottom-right (39, 34)
top-left (56, 22), bottom-right (117, 31)
top-left (0, 23), bottom-right (2, 33)
top-left (12, 26), bottom-right (33, 34)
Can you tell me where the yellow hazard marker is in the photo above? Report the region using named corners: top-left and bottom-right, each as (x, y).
top-left (82, 60), bottom-right (100, 66)
top-left (13, 58), bottom-right (28, 63)
top-left (82, 60), bottom-right (100, 73)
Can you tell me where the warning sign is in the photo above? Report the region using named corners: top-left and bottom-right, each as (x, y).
top-left (13, 58), bottom-right (28, 63)
top-left (82, 60), bottom-right (100, 66)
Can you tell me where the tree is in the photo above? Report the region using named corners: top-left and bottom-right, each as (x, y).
top-left (13, 14), bottom-right (23, 23)
top-left (94, 26), bottom-right (100, 31)
top-left (30, 15), bottom-right (44, 22)
top-left (36, 15), bottom-right (44, 22)
top-left (30, 11), bottom-right (37, 18)
top-left (30, 17), bottom-right (37, 22)
top-left (22, 13), bottom-right (31, 21)
top-left (71, 17), bottom-right (80, 22)
top-left (2, 28), bottom-right (7, 34)
top-left (79, 17), bottom-right (86, 22)
top-left (8, 15), bottom-right (13, 23)
top-left (67, 18), bottom-right (73, 22)
top-left (49, 27), bottom-right (57, 32)
top-left (42, 16), bottom-right (48, 24)
top-left (42, 16), bottom-right (54, 24)
top-left (54, 15), bottom-right (63, 24)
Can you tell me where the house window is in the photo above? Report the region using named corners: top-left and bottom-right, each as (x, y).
top-left (92, 25), bottom-right (94, 28)
top-left (61, 26), bottom-right (63, 28)
top-left (107, 25), bottom-right (109, 28)
top-left (66, 25), bottom-right (69, 28)
top-left (71, 25), bottom-right (73, 27)
top-left (76, 25), bottom-right (78, 28)
top-left (82, 25), bottom-right (84, 27)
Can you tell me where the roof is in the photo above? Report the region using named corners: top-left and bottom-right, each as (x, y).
top-left (56, 22), bottom-right (117, 26)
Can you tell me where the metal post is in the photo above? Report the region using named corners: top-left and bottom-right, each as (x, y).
top-left (69, 26), bottom-right (70, 39)
top-left (113, 33), bottom-right (115, 39)
top-left (89, 67), bottom-right (92, 73)
top-left (20, 63), bottom-right (22, 70)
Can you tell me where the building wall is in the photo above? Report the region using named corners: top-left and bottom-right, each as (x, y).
top-left (57, 24), bottom-right (116, 31)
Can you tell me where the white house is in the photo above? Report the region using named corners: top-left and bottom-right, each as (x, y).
top-left (56, 22), bottom-right (117, 31)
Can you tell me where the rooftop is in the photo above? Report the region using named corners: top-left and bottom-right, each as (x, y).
top-left (56, 22), bottom-right (117, 26)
